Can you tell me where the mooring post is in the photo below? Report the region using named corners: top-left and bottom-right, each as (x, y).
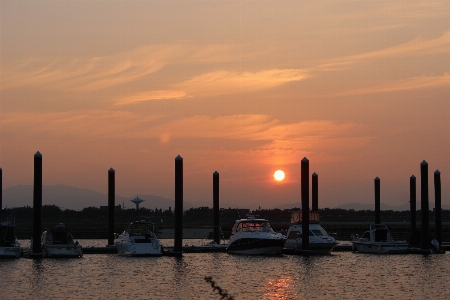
top-left (108, 168), bottom-right (115, 246)
top-left (420, 160), bottom-right (429, 250)
top-left (375, 177), bottom-right (380, 224)
top-left (32, 151), bottom-right (43, 254)
top-left (434, 170), bottom-right (442, 247)
top-left (0, 168), bottom-right (2, 210)
top-left (301, 157), bottom-right (309, 251)
top-left (174, 155), bottom-right (183, 254)
top-left (312, 172), bottom-right (318, 211)
top-left (213, 171), bottom-right (220, 244)
top-left (410, 175), bottom-right (416, 234)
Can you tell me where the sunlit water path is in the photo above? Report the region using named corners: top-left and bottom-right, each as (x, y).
top-left (1, 239), bottom-right (449, 299)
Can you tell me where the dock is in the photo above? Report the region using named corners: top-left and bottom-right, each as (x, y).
top-left (18, 242), bottom-right (449, 257)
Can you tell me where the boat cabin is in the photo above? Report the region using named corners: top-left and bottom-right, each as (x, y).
top-left (286, 225), bottom-right (330, 239)
top-left (125, 221), bottom-right (156, 240)
top-left (0, 223), bottom-right (16, 247)
top-left (231, 219), bottom-right (274, 234)
top-left (41, 224), bottom-right (76, 246)
top-left (290, 211), bottom-right (320, 224)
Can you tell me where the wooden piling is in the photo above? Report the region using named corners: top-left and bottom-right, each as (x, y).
top-left (420, 160), bottom-right (429, 250)
top-left (108, 168), bottom-right (115, 246)
top-left (375, 177), bottom-right (380, 224)
top-left (174, 155), bottom-right (183, 254)
top-left (434, 170), bottom-right (442, 247)
top-left (312, 172), bottom-right (318, 211)
top-left (213, 171), bottom-right (220, 244)
top-left (301, 157), bottom-right (309, 250)
top-left (410, 175), bottom-right (416, 234)
top-left (32, 151), bottom-right (42, 254)
top-left (0, 168), bottom-right (2, 210)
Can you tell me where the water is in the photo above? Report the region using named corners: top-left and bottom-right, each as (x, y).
top-left (1, 239), bottom-right (449, 299)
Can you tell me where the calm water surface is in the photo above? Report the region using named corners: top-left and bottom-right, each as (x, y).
top-left (1, 239), bottom-right (449, 299)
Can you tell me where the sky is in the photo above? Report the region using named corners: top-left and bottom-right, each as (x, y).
top-left (1, 0), bottom-right (449, 210)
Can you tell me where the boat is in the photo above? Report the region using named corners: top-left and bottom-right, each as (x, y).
top-left (351, 224), bottom-right (408, 254)
top-left (284, 211), bottom-right (338, 255)
top-left (0, 210), bottom-right (21, 258)
top-left (114, 220), bottom-right (162, 256)
top-left (226, 215), bottom-right (285, 255)
top-left (41, 223), bottom-right (83, 258)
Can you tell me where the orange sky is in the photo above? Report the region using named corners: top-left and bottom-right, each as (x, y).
top-left (1, 1), bottom-right (449, 210)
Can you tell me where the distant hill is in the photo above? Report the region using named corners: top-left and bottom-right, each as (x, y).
top-left (335, 202), bottom-right (450, 211)
top-left (2, 185), bottom-right (180, 211)
top-left (269, 201), bottom-right (450, 211)
top-left (3, 184), bottom-right (449, 211)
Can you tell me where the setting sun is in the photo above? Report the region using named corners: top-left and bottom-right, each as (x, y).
top-left (274, 170), bottom-right (285, 181)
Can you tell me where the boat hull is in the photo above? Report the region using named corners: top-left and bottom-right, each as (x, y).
top-left (0, 246), bottom-right (21, 258)
top-left (115, 239), bottom-right (162, 257)
top-left (227, 238), bottom-right (285, 255)
top-left (284, 223), bottom-right (337, 255)
top-left (284, 241), bottom-right (337, 255)
top-left (43, 245), bottom-right (83, 258)
top-left (352, 242), bottom-right (408, 254)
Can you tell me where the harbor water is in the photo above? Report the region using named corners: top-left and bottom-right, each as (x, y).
top-left (1, 239), bottom-right (449, 299)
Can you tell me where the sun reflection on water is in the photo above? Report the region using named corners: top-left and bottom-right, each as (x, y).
top-left (263, 277), bottom-right (296, 300)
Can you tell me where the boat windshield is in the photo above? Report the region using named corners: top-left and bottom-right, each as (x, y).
top-left (52, 230), bottom-right (74, 245)
top-left (127, 223), bottom-right (153, 236)
top-left (311, 229), bottom-right (327, 236)
top-left (235, 221), bottom-right (274, 233)
top-left (287, 230), bottom-right (315, 239)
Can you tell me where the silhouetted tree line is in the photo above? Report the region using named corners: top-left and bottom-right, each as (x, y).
top-left (6, 204), bottom-right (450, 225)
top-left (4, 205), bottom-right (450, 239)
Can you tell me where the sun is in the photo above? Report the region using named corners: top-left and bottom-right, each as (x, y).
top-left (274, 170), bottom-right (285, 181)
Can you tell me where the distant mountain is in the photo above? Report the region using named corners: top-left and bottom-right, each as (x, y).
top-left (1, 185), bottom-right (180, 211)
top-left (3, 184), bottom-right (449, 211)
top-left (271, 201), bottom-right (450, 211)
top-left (335, 202), bottom-right (450, 211)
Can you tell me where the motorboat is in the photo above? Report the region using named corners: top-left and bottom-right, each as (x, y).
top-left (114, 220), bottom-right (162, 256)
top-left (226, 215), bottom-right (285, 255)
top-left (284, 211), bottom-right (338, 255)
top-left (41, 223), bottom-right (83, 258)
top-left (351, 224), bottom-right (408, 254)
top-left (0, 210), bottom-right (21, 258)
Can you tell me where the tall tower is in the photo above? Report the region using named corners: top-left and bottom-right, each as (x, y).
top-left (131, 196), bottom-right (145, 219)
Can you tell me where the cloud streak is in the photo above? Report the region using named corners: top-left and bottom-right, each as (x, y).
top-left (1, 110), bottom-right (371, 161)
top-left (0, 43), bottom-right (246, 93)
top-left (174, 69), bottom-right (309, 98)
top-left (337, 73), bottom-right (450, 96)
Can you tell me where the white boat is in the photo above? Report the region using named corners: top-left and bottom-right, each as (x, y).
top-left (226, 215), bottom-right (285, 255)
top-left (284, 211), bottom-right (338, 255)
top-left (114, 220), bottom-right (162, 256)
top-left (0, 212), bottom-right (21, 258)
top-left (351, 224), bottom-right (408, 254)
top-left (41, 223), bottom-right (83, 258)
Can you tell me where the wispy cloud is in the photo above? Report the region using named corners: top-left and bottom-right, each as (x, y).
top-left (321, 31), bottom-right (450, 70)
top-left (0, 43), bottom-right (246, 93)
top-left (337, 73), bottom-right (450, 96)
top-left (114, 90), bottom-right (187, 106)
top-left (1, 110), bottom-right (371, 160)
top-left (175, 69), bottom-right (310, 97)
